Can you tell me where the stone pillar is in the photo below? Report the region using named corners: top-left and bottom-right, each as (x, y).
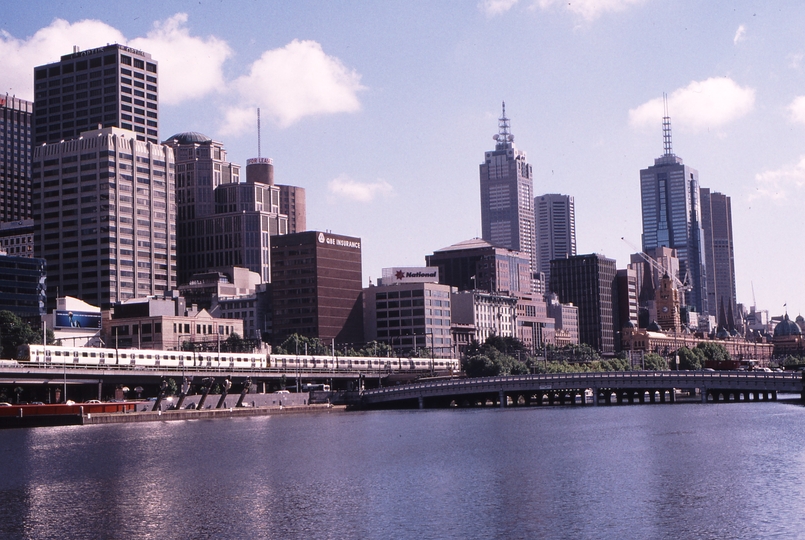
top-left (701, 388), bottom-right (708, 403)
top-left (591, 388), bottom-right (598, 406)
top-left (499, 390), bottom-right (506, 408)
top-left (418, 396), bottom-right (424, 409)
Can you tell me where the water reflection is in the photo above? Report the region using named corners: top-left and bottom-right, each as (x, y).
top-left (3, 405), bottom-right (805, 538)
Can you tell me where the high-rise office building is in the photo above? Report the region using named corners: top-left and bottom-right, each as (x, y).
top-left (278, 184), bottom-right (306, 233)
top-left (535, 193), bottom-right (575, 285)
top-left (700, 188), bottom-right (736, 329)
top-left (639, 112), bottom-right (708, 315)
top-left (1, 95), bottom-right (33, 222)
top-left (32, 127), bottom-right (176, 310)
top-left (270, 231), bottom-right (363, 345)
top-left (480, 103), bottom-right (536, 286)
top-left (550, 254), bottom-right (618, 355)
top-left (426, 238), bottom-right (531, 295)
top-left (33, 44), bottom-right (159, 146)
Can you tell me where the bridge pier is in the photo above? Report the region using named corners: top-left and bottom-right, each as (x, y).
top-left (499, 390), bottom-right (505, 408)
top-left (591, 388), bottom-right (598, 406)
top-left (418, 396), bottom-right (424, 409)
top-left (702, 388), bottom-right (708, 403)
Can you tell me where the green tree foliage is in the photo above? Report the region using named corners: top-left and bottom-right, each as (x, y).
top-left (674, 346), bottom-right (703, 370)
top-left (462, 336), bottom-right (530, 377)
top-left (546, 343), bottom-right (601, 363)
top-left (783, 355), bottom-right (803, 367)
top-left (673, 342), bottom-right (732, 370)
top-left (463, 347), bottom-right (529, 377)
top-left (642, 352), bottom-right (669, 371)
top-left (695, 342), bottom-right (731, 364)
top-left (0, 311), bottom-right (40, 359)
top-left (274, 334), bottom-right (331, 356)
top-left (224, 333), bottom-right (247, 353)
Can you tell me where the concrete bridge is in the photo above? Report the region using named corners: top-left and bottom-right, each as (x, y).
top-left (355, 371), bottom-right (805, 409)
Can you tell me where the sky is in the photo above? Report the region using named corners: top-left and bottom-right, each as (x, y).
top-left (2, 1), bottom-right (805, 318)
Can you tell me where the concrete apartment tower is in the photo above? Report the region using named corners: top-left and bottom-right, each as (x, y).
top-left (33, 44), bottom-right (159, 145)
top-left (639, 104), bottom-right (708, 316)
top-left (480, 103), bottom-right (536, 289)
top-left (700, 188), bottom-right (737, 330)
top-left (535, 193), bottom-right (576, 286)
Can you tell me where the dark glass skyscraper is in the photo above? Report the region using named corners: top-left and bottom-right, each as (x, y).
top-left (639, 114), bottom-right (708, 315)
top-left (33, 44), bottom-right (159, 146)
top-left (700, 188), bottom-right (736, 328)
top-left (479, 103), bottom-right (536, 288)
top-left (0, 95), bottom-right (33, 223)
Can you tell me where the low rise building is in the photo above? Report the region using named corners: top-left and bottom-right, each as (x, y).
top-left (103, 294), bottom-right (243, 350)
top-left (363, 275), bottom-right (453, 357)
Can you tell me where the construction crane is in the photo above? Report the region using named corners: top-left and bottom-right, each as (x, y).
top-left (620, 237), bottom-right (690, 292)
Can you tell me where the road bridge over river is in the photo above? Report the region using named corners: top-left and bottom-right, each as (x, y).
top-left (355, 371), bottom-right (805, 409)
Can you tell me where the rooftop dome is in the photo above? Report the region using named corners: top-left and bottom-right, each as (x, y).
top-left (647, 320), bottom-right (662, 332)
top-left (165, 131), bottom-right (212, 144)
top-left (622, 320), bottom-right (637, 329)
top-left (774, 314), bottom-right (802, 338)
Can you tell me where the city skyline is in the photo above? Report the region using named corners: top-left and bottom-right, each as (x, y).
top-left (3, 2), bottom-right (805, 317)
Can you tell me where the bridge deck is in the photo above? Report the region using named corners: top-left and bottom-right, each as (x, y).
top-left (360, 372), bottom-right (805, 406)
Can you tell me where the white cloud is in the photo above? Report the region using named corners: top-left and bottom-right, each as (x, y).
top-left (753, 156), bottom-right (805, 202)
top-left (733, 24), bottom-right (746, 45)
top-left (534, 0), bottom-right (647, 21)
top-left (221, 39), bottom-right (365, 134)
top-left (629, 78), bottom-right (755, 132)
top-left (480, 0), bottom-right (520, 16)
top-left (789, 96), bottom-right (805, 124)
top-left (0, 18), bottom-right (125, 98)
top-left (788, 52), bottom-right (803, 69)
top-left (129, 13), bottom-right (232, 106)
top-left (328, 174), bottom-right (393, 203)
top-left (0, 14), bottom-right (230, 106)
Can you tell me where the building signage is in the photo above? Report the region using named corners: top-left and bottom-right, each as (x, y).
top-left (317, 232), bottom-right (361, 250)
top-left (384, 267), bottom-right (439, 284)
top-left (55, 310), bottom-right (102, 329)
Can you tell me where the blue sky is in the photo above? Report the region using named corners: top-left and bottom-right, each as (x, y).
top-left (3, 1), bottom-right (805, 318)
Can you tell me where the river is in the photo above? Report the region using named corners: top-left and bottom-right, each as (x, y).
top-left (2, 401), bottom-right (805, 539)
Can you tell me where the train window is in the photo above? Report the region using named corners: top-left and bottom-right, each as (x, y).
top-left (82, 352), bottom-right (88, 357)
top-left (138, 354), bottom-right (144, 359)
top-left (90, 352), bottom-right (96, 358)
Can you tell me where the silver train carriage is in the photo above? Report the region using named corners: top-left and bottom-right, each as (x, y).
top-left (23, 345), bottom-right (460, 373)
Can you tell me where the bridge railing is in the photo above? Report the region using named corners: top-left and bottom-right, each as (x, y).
top-left (363, 371), bottom-right (804, 396)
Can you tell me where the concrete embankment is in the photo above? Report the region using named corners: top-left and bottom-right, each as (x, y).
top-left (82, 403), bottom-right (344, 425)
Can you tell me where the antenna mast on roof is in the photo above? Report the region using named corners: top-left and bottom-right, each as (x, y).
top-left (257, 108), bottom-right (261, 159)
top-left (493, 101), bottom-right (514, 148)
top-left (662, 93), bottom-right (673, 157)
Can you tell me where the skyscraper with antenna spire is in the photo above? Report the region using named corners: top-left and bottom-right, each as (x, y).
top-left (479, 102), bottom-right (537, 290)
top-left (639, 97), bottom-right (708, 317)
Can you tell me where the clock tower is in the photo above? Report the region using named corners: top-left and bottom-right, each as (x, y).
top-left (655, 273), bottom-right (681, 333)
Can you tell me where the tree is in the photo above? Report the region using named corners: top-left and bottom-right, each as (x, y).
top-left (695, 342), bottom-right (731, 364)
top-left (463, 347), bottom-right (529, 377)
top-left (642, 353), bottom-right (669, 371)
top-left (675, 346), bottom-right (703, 370)
top-left (225, 333), bottom-right (247, 353)
top-left (275, 334), bottom-right (330, 356)
top-left (0, 311), bottom-right (40, 359)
